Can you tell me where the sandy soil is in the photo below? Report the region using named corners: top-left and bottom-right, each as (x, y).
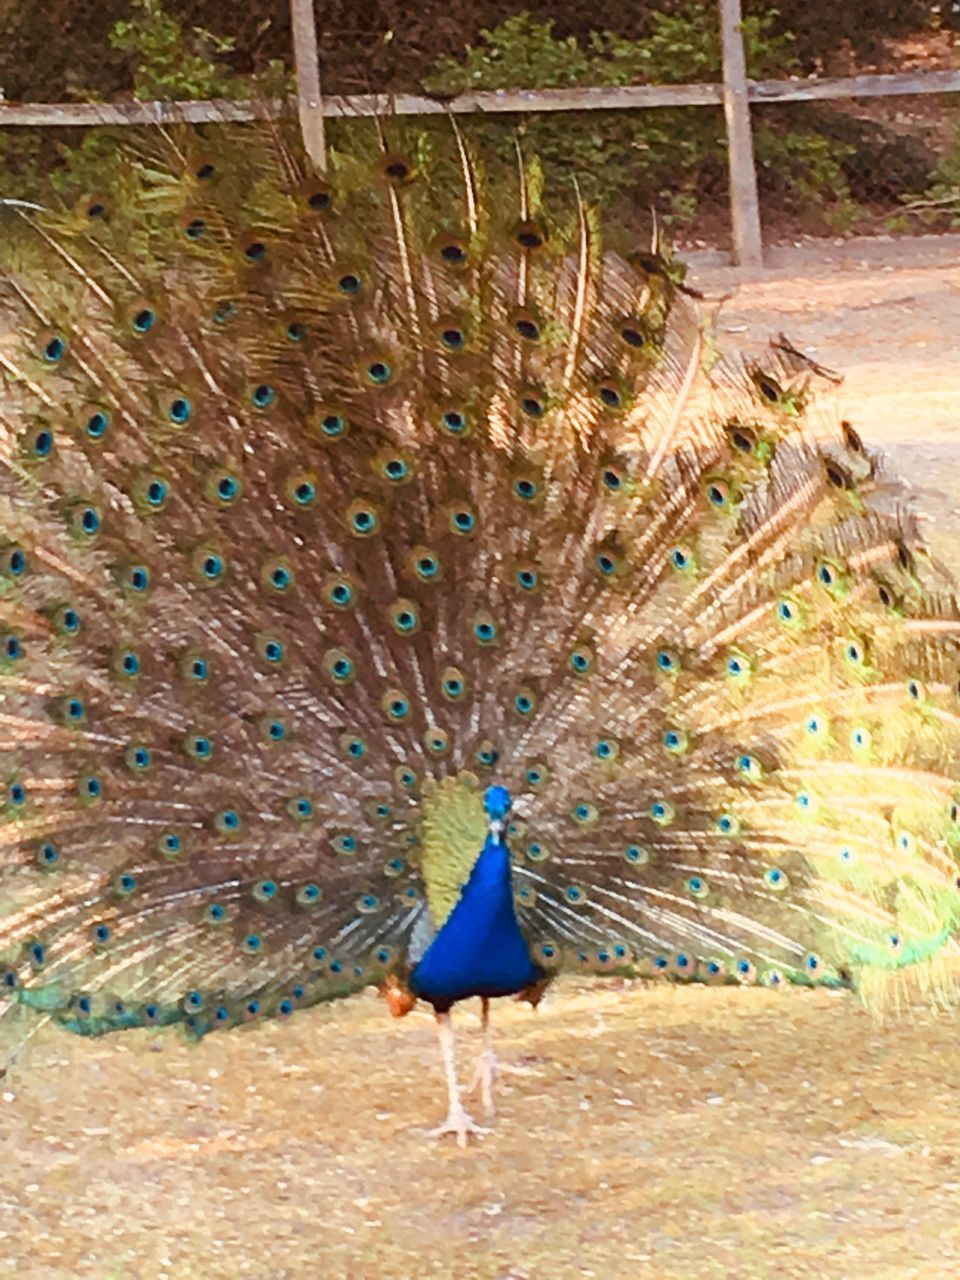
top-left (3, 235), bottom-right (960, 1280)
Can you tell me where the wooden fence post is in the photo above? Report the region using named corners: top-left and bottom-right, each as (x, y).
top-left (290, 0), bottom-right (326, 172)
top-left (719, 0), bottom-right (763, 268)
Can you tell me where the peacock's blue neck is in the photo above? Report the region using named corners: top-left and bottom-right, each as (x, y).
top-left (410, 817), bottom-right (541, 1011)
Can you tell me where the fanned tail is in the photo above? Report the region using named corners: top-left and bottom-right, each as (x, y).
top-left (0, 122), bottom-right (957, 1063)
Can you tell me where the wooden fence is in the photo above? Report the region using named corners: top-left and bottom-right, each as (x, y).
top-left (2, 0), bottom-right (959, 272)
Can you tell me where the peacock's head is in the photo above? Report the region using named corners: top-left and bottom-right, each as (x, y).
top-left (484, 785), bottom-right (512, 840)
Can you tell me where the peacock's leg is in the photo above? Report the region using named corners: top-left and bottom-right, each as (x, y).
top-left (427, 1010), bottom-right (489, 1146)
top-left (469, 996), bottom-right (542, 1115)
top-left (468, 996), bottom-right (498, 1116)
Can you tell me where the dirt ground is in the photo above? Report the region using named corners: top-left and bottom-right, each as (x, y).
top-left (3, 235), bottom-right (960, 1280)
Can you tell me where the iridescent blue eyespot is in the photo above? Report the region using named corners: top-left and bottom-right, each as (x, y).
top-left (132, 308), bottom-right (156, 334)
top-left (79, 507), bottom-right (101, 535)
top-left (32, 429), bottom-right (54, 458)
top-left (321, 413), bottom-right (346, 438)
top-left (168, 397), bottom-right (192, 425)
top-left (43, 335), bottom-right (66, 363)
top-left (252, 384), bottom-right (276, 409)
top-left (441, 410), bottom-right (467, 435)
top-left (85, 410), bottom-right (109, 439)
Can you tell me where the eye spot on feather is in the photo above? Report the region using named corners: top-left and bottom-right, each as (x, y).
top-left (212, 300), bottom-right (238, 326)
top-left (441, 668), bottom-right (467, 701)
top-left (596, 379), bottom-right (624, 410)
top-left (764, 867), bottom-right (788, 891)
top-left (394, 765), bottom-right (417, 790)
top-left (513, 477), bottom-right (539, 502)
top-left (263, 559), bottom-right (295, 594)
top-left (84, 409), bottom-right (110, 440)
top-left (650, 799), bottom-right (675, 826)
top-left (131, 307), bottom-right (156, 335)
top-left (365, 359), bottom-right (393, 386)
top-left (319, 412), bottom-right (347, 439)
top-left (565, 885), bottom-right (587, 905)
top-left (624, 844), bottom-right (650, 866)
top-left (36, 841), bottom-right (61, 869)
top-left (512, 686), bottom-right (537, 717)
top-left (253, 878), bottom-right (278, 904)
top-left (715, 812), bottom-right (740, 836)
top-left (388, 600), bottom-right (420, 635)
top-left (257, 635), bottom-right (286, 666)
top-left (339, 733), bottom-right (367, 761)
top-left (42, 334), bottom-right (67, 364)
top-left (7, 780), bottom-right (27, 807)
top-left (215, 808), bottom-right (242, 835)
top-left (619, 320), bottom-right (647, 349)
top-left (439, 239), bottom-right (468, 265)
top-left (905, 678), bottom-right (925, 703)
top-left (686, 875), bottom-right (711, 906)
top-left (515, 565), bottom-right (539, 592)
top-left (776, 597), bottom-right (803, 628)
top-left (440, 324), bottom-right (467, 351)
top-left (824, 459), bottom-right (852, 489)
top-left (323, 574), bottom-right (356, 610)
top-left (381, 690), bottom-right (411, 722)
top-left (655, 647), bottom-right (680, 676)
top-left (27, 427), bottom-right (55, 460)
top-left (513, 316), bottom-right (540, 342)
top-left (449, 505), bottom-right (477, 535)
top-left (198, 551), bottom-right (226, 583)
top-left (424, 729), bottom-right (450, 755)
top-left (727, 423), bottom-right (758, 455)
top-left (205, 902), bottom-right (227, 924)
top-left (159, 832), bottom-right (182, 859)
top-left (735, 959), bottom-right (757, 983)
top-left (572, 802), bottom-right (599, 827)
top-left (569, 645), bottom-right (594, 675)
top-left (74, 505), bottom-right (102, 538)
top-left (472, 614), bottom-right (498, 645)
top-left (525, 841), bottom-right (551, 863)
top-left (125, 743), bottom-right (151, 771)
top-left (595, 551), bottom-right (622, 578)
top-left (476, 744), bottom-right (499, 768)
top-left (662, 728), bottom-right (688, 755)
top-left (377, 454), bottom-right (412, 484)
top-left (347, 501), bottom-right (380, 537)
top-left (2, 546), bottom-right (27, 579)
top-left (168, 396), bottom-right (192, 425)
top-left (704, 478), bottom-right (736, 512)
top-left (735, 753), bottom-right (764, 783)
top-left (2, 633), bottom-right (23, 662)
top-left (895, 830), bottom-right (916, 856)
top-left (322, 648), bottom-right (356, 685)
top-left (440, 408), bottom-right (469, 436)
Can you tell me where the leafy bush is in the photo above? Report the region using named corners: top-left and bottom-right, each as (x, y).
top-left (421, 11), bottom-right (856, 227)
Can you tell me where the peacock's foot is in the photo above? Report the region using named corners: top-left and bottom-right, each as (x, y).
top-left (468, 1048), bottom-right (541, 1116)
top-left (427, 1103), bottom-right (490, 1148)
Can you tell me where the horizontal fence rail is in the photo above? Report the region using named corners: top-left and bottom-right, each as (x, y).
top-left (2, 71), bottom-right (959, 128)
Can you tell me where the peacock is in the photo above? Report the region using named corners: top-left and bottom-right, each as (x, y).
top-left (1, 120), bottom-right (959, 1148)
